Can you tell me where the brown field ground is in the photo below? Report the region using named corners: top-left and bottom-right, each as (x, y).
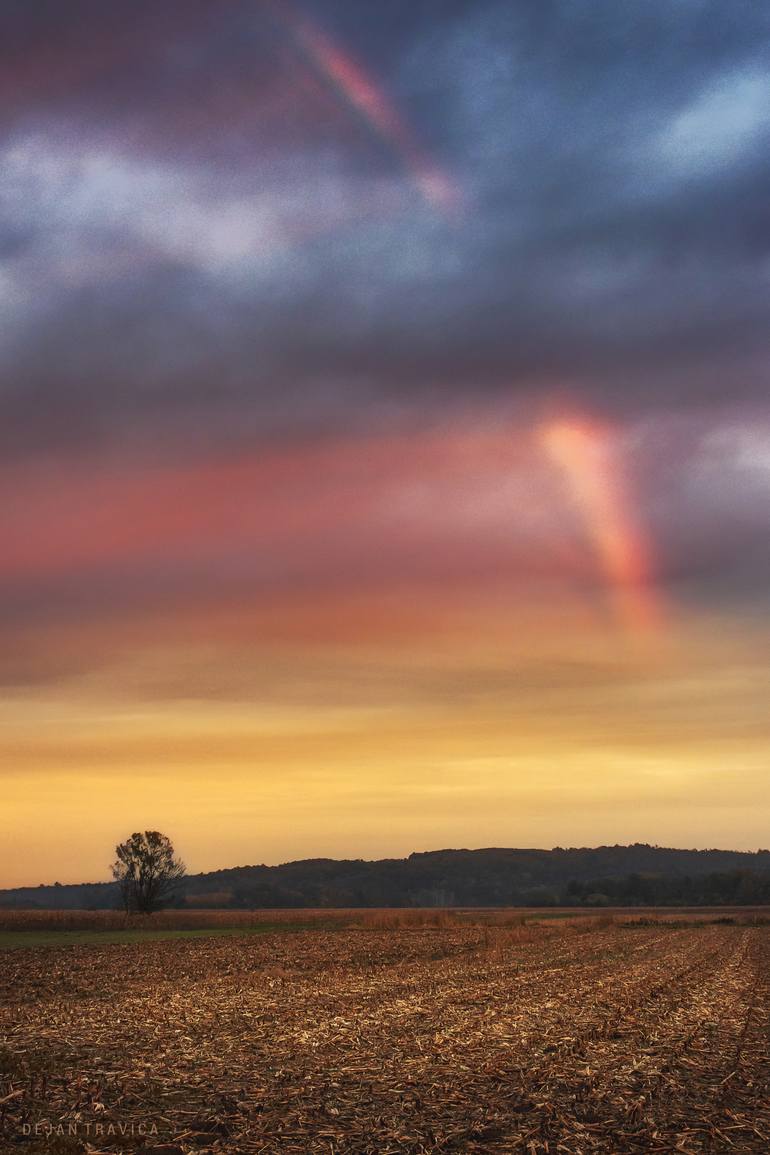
top-left (1, 917), bottom-right (768, 1154)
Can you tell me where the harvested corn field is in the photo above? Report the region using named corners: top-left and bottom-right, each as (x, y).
top-left (1, 921), bottom-right (768, 1153)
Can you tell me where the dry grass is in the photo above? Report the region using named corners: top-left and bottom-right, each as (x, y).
top-left (1, 920), bottom-right (768, 1152)
top-left (355, 909), bottom-right (461, 930)
top-left (0, 908), bottom-right (347, 933)
top-left (0, 907), bottom-right (473, 935)
top-left (1, 905), bottom-right (765, 934)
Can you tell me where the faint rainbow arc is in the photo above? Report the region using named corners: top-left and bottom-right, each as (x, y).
top-left (273, 2), bottom-right (459, 213)
top-left (541, 417), bottom-right (662, 637)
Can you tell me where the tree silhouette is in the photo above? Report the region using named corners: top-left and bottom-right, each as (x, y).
top-left (112, 831), bottom-right (186, 914)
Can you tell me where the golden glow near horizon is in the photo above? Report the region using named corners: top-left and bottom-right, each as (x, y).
top-left (1, 410), bottom-right (769, 886)
top-left (2, 635), bottom-right (768, 886)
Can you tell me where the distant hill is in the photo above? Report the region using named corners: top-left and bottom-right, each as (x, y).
top-left (2, 844), bottom-right (769, 909)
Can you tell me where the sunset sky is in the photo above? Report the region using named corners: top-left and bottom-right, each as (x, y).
top-left (1, 1), bottom-right (769, 887)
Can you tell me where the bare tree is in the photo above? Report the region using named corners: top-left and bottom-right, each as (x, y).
top-left (111, 831), bottom-right (186, 914)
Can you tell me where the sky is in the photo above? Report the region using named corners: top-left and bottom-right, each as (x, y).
top-left (1, 0), bottom-right (769, 887)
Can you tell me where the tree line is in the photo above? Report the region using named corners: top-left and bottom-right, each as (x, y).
top-left (3, 840), bottom-right (769, 910)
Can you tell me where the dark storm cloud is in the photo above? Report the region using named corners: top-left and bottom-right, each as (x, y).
top-left (0, 0), bottom-right (769, 459)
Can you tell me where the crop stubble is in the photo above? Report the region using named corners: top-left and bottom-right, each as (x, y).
top-left (0, 923), bottom-right (768, 1153)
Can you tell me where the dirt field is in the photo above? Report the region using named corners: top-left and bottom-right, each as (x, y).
top-left (1, 921), bottom-right (768, 1153)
